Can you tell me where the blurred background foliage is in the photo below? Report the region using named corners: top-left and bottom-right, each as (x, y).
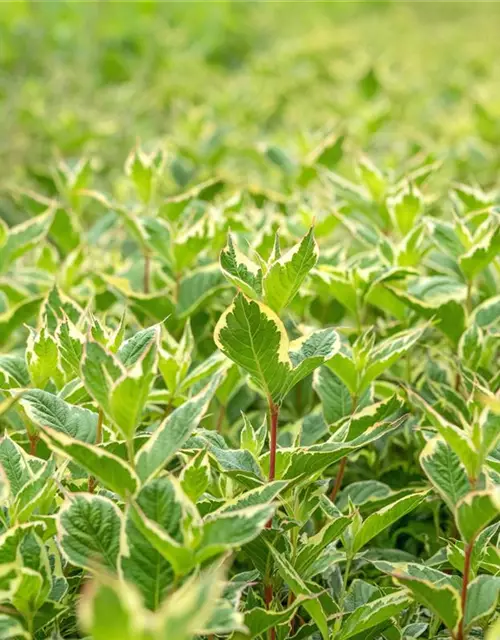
top-left (2, 1), bottom-right (500, 224)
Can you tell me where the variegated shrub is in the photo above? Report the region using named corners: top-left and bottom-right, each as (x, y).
top-left (0, 4), bottom-right (499, 640)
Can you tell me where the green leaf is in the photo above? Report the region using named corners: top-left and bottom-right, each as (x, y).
top-left (157, 567), bottom-right (225, 640)
top-left (197, 504), bottom-right (274, 563)
top-left (158, 322), bottom-right (193, 393)
top-left (388, 181), bottom-right (423, 235)
top-left (478, 409), bottom-right (500, 463)
top-left (58, 494), bottom-right (122, 571)
top-left (0, 467), bottom-right (9, 505)
top-left (41, 285), bottom-right (83, 332)
top-left (458, 323), bottom-right (483, 369)
top-left (177, 264), bottom-right (227, 318)
top-left (352, 492), bottom-right (428, 553)
top-left (0, 354), bottom-right (30, 389)
top-left (126, 148), bottom-right (155, 203)
top-left (360, 327), bottom-right (424, 391)
top-left (268, 416), bottom-right (402, 482)
top-left (179, 351), bottom-right (226, 394)
top-left (374, 560), bottom-right (459, 588)
top-left (109, 339), bottom-right (158, 439)
top-left (337, 480), bottom-right (400, 512)
top-left (267, 543), bottom-right (329, 640)
top-left (127, 501), bottom-right (193, 578)
top-left (459, 225), bottom-right (500, 279)
top-left (239, 413), bottom-right (267, 458)
top-left (465, 575), bottom-right (500, 628)
top-left (141, 216), bottom-right (172, 265)
top-left (172, 215), bottom-right (211, 271)
top-left (0, 436), bottom-right (31, 497)
top-left (420, 437), bottom-right (471, 512)
top-left (20, 390), bottom-right (97, 443)
top-left (180, 450), bottom-right (210, 502)
top-left (12, 569), bottom-right (46, 622)
top-left (325, 343), bottom-right (358, 395)
top-left (11, 458), bottom-right (57, 524)
top-left (471, 295), bottom-right (500, 329)
top-left (453, 183), bottom-right (492, 210)
top-left (357, 156), bottom-right (386, 200)
top-left (79, 577), bottom-right (147, 640)
top-left (103, 276), bottom-right (175, 325)
top-left (306, 131), bottom-right (344, 168)
top-left (287, 329), bottom-right (341, 392)
top-left (263, 228), bottom-right (318, 313)
top-left (385, 283), bottom-right (466, 344)
top-left (488, 618), bottom-right (500, 640)
top-left (124, 477), bottom-right (193, 583)
top-left (207, 445), bottom-right (263, 488)
top-left (410, 391), bottom-right (478, 478)
top-left (0, 211), bottom-right (54, 273)
top-left (40, 427), bottom-right (138, 498)
top-left (159, 177), bottom-right (223, 219)
top-left (0, 563), bottom-right (20, 603)
top-left (427, 218), bottom-right (465, 257)
top-left (50, 207), bottom-right (80, 255)
top-left (0, 523), bottom-right (48, 566)
top-left (81, 340), bottom-right (124, 414)
top-left (25, 327), bottom-right (59, 389)
top-left (392, 573), bottom-right (461, 634)
top-left (313, 366), bottom-right (352, 424)
top-left (0, 219), bottom-right (6, 249)
top-left (215, 481), bottom-right (287, 514)
top-left (120, 477), bottom-right (184, 610)
top-left (243, 595), bottom-right (314, 638)
top-left (214, 293), bottom-right (290, 401)
top-left (55, 318), bottom-right (84, 380)
top-left (220, 233), bottom-right (263, 298)
top-left (135, 375), bottom-right (219, 483)
top-left (312, 268), bottom-right (358, 315)
top-left (455, 489), bottom-right (500, 543)
top-left (342, 394), bottom-right (403, 439)
top-left (117, 324), bottom-right (160, 368)
top-left (214, 293), bottom-right (339, 403)
top-left (344, 579), bottom-right (380, 612)
top-left (0, 614), bottom-right (29, 639)
top-left (0, 296), bottom-right (44, 348)
top-left (338, 591), bottom-right (411, 640)
top-left (16, 532), bottom-right (51, 616)
top-left (295, 515), bottom-right (352, 577)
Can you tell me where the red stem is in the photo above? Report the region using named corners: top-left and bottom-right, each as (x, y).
top-left (144, 252), bottom-right (151, 294)
top-left (265, 398), bottom-right (279, 640)
top-left (330, 456), bottom-right (347, 502)
top-left (264, 583), bottom-right (273, 607)
top-left (457, 538), bottom-right (475, 640)
top-left (330, 395), bottom-right (357, 502)
top-left (264, 583), bottom-right (276, 640)
top-left (288, 591), bottom-right (296, 633)
top-left (216, 404), bottom-right (226, 433)
top-left (266, 399), bottom-right (279, 530)
top-left (268, 399), bottom-right (279, 482)
top-left (28, 433), bottom-right (39, 457)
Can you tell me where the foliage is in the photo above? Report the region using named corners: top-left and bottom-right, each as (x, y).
top-left (0, 3), bottom-right (499, 640)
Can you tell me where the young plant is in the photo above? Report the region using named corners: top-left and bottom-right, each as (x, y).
top-left (1, 16), bottom-right (500, 636)
top-left (392, 390), bottom-right (500, 640)
top-left (215, 228), bottom-right (338, 482)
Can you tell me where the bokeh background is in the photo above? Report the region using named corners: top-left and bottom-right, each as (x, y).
top-left (2, 1), bottom-right (500, 224)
